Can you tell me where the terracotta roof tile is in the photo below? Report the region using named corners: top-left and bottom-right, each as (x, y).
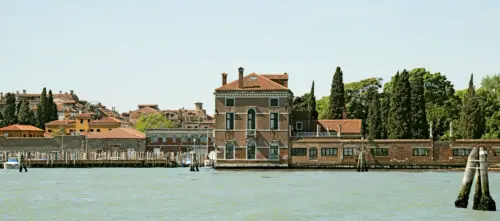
top-left (76, 113), bottom-right (94, 118)
top-left (261, 73), bottom-right (288, 80)
top-left (45, 120), bottom-right (76, 126)
top-left (86, 128), bottom-right (145, 139)
top-left (0, 124), bottom-right (43, 132)
top-left (215, 73), bottom-right (289, 91)
top-left (316, 119), bottom-right (362, 134)
top-left (89, 117), bottom-right (123, 125)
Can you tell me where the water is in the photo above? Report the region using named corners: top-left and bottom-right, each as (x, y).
top-left (1, 168), bottom-right (499, 221)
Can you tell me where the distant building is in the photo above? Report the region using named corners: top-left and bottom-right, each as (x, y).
top-left (128, 104), bottom-right (161, 125)
top-left (127, 103), bottom-right (214, 129)
top-left (214, 67), bottom-right (292, 167)
top-left (0, 124), bottom-right (44, 137)
top-left (45, 111), bottom-right (130, 136)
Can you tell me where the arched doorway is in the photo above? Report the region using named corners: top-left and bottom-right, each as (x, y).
top-left (225, 142), bottom-right (234, 159)
top-left (247, 141), bottom-right (256, 159)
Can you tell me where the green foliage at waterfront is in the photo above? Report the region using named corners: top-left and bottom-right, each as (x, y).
top-left (293, 67), bottom-right (500, 140)
top-left (134, 113), bottom-right (176, 132)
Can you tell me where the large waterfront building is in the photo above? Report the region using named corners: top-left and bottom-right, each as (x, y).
top-left (214, 67), bottom-right (293, 167)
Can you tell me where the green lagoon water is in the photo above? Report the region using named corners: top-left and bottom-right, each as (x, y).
top-left (1, 168), bottom-right (499, 221)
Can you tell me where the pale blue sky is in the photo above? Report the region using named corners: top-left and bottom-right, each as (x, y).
top-left (1, 0), bottom-right (499, 114)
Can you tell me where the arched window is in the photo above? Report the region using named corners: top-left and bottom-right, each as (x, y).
top-left (225, 142), bottom-right (234, 159)
top-left (247, 142), bottom-right (256, 159)
top-left (309, 147), bottom-right (318, 160)
top-left (247, 109), bottom-right (256, 130)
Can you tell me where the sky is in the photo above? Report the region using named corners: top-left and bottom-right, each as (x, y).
top-left (1, 0), bottom-right (499, 115)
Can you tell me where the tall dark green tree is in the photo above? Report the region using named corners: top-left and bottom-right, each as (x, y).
top-left (458, 74), bottom-right (485, 139)
top-left (47, 90), bottom-right (58, 121)
top-left (328, 66), bottom-right (345, 119)
top-left (17, 99), bottom-right (32, 125)
top-left (389, 70), bottom-right (412, 138)
top-left (367, 95), bottom-right (381, 139)
top-left (309, 81), bottom-right (318, 121)
top-left (380, 92), bottom-right (390, 139)
top-left (36, 104), bottom-right (44, 129)
top-left (40, 87), bottom-right (48, 123)
top-left (3, 93), bottom-right (17, 125)
top-left (0, 112), bottom-right (4, 127)
top-left (410, 69), bottom-right (428, 138)
top-left (388, 72), bottom-right (400, 138)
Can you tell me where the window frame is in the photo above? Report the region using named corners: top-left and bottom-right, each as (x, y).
top-left (269, 97), bottom-right (279, 107)
top-left (225, 98), bottom-right (235, 107)
top-left (370, 148), bottom-right (389, 156)
top-left (343, 148), bottom-right (354, 156)
top-left (270, 112), bottom-right (279, 130)
top-left (225, 142), bottom-right (234, 160)
top-left (321, 148), bottom-right (338, 156)
top-left (291, 148), bottom-right (307, 156)
top-left (269, 144), bottom-right (279, 160)
top-left (247, 109), bottom-right (256, 130)
top-left (296, 121), bottom-right (303, 131)
top-left (309, 147), bottom-right (318, 160)
top-left (225, 112), bottom-right (235, 130)
top-left (452, 148), bottom-right (471, 156)
top-left (413, 148), bottom-right (429, 156)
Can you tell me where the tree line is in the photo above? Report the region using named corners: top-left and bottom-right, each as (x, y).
top-left (0, 88), bottom-right (58, 129)
top-left (292, 67), bottom-right (500, 140)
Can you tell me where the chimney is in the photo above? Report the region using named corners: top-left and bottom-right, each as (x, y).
top-left (238, 67), bottom-right (244, 88)
top-left (0, 92), bottom-right (3, 99)
top-left (59, 91), bottom-right (62, 94)
top-left (195, 102), bottom-right (203, 111)
top-left (16, 91), bottom-right (19, 96)
top-left (221, 72), bottom-right (228, 86)
top-left (23, 89), bottom-right (26, 94)
top-left (283, 73), bottom-right (288, 87)
top-left (338, 124), bottom-right (342, 138)
top-left (70, 90), bottom-right (74, 95)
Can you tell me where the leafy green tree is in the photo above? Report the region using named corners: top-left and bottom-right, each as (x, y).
top-left (17, 99), bottom-right (32, 125)
top-left (135, 113), bottom-right (176, 132)
top-left (344, 77), bottom-right (381, 132)
top-left (458, 74), bottom-right (485, 139)
top-left (410, 69), bottom-right (428, 138)
top-left (317, 96), bottom-right (329, 119)
top-left (389, 70), bottom-right (412, 138)
top-left (309, 81), bottom-right (318, 121)
top-left (478, 74), bottom-right (500, 138)
top-left (3, 93), bottom-right (17, 125)
top-left (328, 67), bottom-right (345, 119)
top-left (367, 95), bottom-right (381, 139)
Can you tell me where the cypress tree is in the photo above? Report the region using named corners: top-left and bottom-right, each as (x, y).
top-left (28, 109), bottom-right (36, 126)
top-left (410, 70), bottom-right (428, 138)
top-left (36, 104), bottom-right (44, 129)
top-left (328, 67), bottom-right (345, 119)
top-left (397, 70), bottom-right (412, 138)
top-left (0, 112), bottom-right (4, 127)
top-left (380, 93), bottom-right (390, 139)
top-left (459, 74), bottom-right (485, 139)
top-left (388, 72), bottom-right (400, 138)
top-left (309, 81), bottom-right (319, 121)
top-left (40, 88), bottom-right (48, 124)
top-left (17, 99), bottom-right (32, 125)
top-left (3, 93), bottom-right (17, 125)
top-left (47, 90), bottom-right (55, 121)
top-left (367, 95), bottom-right (381, 139)
top-left (52, 102), bottom-right (58, 121)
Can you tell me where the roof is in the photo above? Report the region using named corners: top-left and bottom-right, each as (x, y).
top-left (215, 72), bottom-right (289, 91)
top-left (89, 117), bottom-right (122, 125)
top-left (86, 127), bottom-right (146, 139)
top-left (261, 73), bottom-right (288, 80)
top-left (315, 119), bottom-right (362, 134)
top-left (45, 120), bottom-right (76, 126)
top-left (0, 124), bottom-right (43, 132)
top-left (76, 113), bottom-right (94, 118)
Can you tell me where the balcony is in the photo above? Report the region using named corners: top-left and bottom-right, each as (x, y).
top-left (293, 131), bottom-right (362, 139)
top-left (246, 129), bottom-right (256, 137)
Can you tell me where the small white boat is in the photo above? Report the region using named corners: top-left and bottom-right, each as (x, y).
top-left (3, 158), bottom-right (20, 170)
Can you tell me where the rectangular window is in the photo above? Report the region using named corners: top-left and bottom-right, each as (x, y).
top-left (90, 129), bottom-right (94, 132)
top-left (270, 113), bottom-right (279, 130)
top-left (80, 119), bottom-right (83, 124)
top-left (296, 121), bottom-right (303, 130)
top-left (226, 113), bottom-right (234, 130)
top-left (371, 148), bottom-right (389, 156)
top-left (79, 129), bottom-right (83, 132)
top-left (225, 98), bottom-right (235, 107)
top-left (321, 148), bottom-right (338, 156)
top-left (291, 148), bottom-right (307, 156)
top-left (495, 148), bottom-right (500, 156)
top-left (453, 148), bottom-right (471, 156)
top-left (413, 148), bottom-right (429, 156)
top-left (88, 119), bottom-right (91, 123)
top-left (343, 148), bottom-right (354, 156)
top-left (97, 129), bottom-right (101, 132)
top-left (270, 144), bottom-right (279, 160)
top-left (48, 130), bottom-right (52, 133)
top-left (269, 98), bottom-right (279, 107)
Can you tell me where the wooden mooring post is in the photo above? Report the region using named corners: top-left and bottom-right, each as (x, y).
top-left (454, 147), bottom-right (496, 211)
top-left (357, 150), bottom-right (368, 172)
top-left (189, 152), bottom-right (199, 172)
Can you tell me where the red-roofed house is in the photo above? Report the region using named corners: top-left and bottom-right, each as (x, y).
top-left (214, 67), bottom-right (293, 167)
top-left (0, 124), bottom-right (44, 137)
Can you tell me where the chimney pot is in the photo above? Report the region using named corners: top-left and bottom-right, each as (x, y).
top-left (70, 90), bottom-right (74, 95)
top-left (221, 72), bottom-right (228, 86)
top-left (238, 67), bottom-right (244, 88)
top-left (23, 89), bottom-right (26, 94)
top-left (59, 91), bottom-right (62, 94)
